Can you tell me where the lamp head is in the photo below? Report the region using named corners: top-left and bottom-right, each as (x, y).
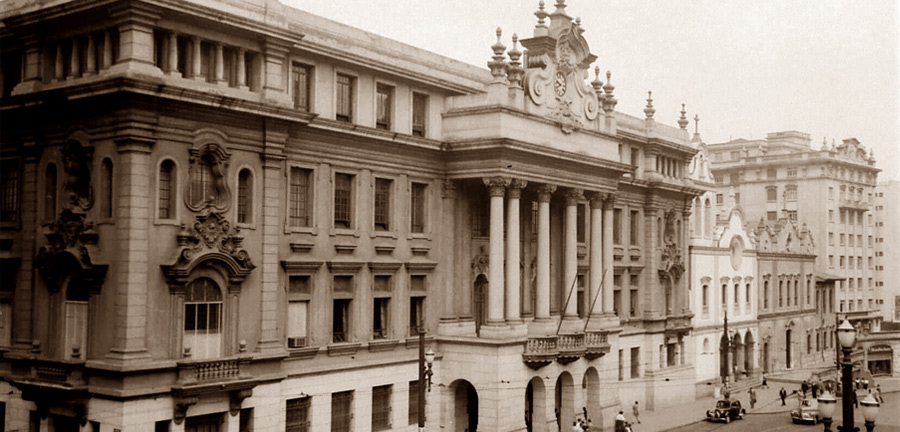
top-left (817, 390), bottom-right (836, 418)
top-left (425, 348), bottom-right (435, 366)
top-left (837, 318), bottom-right (857, 349)
top-left (860, 393), bottom-right (880, 422)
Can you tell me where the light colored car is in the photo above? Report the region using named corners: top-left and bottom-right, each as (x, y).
top-left (791, 398), bottom-right (821, 424)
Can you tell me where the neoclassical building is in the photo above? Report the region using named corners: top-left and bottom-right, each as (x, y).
top-left (0, 0), bottom-right (703, 431)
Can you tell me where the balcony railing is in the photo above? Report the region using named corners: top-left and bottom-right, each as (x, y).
top-left (556, 333), bottom-right (585, 364)
top-left (585, 331), bottom-right (611, 359)
top-left (522, 336), bottom-right (557, 369)
top-left (176, 356), bottom-right (251, 386)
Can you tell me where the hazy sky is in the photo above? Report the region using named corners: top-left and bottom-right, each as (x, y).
top-left (284, 0), bottom-right (900, 181)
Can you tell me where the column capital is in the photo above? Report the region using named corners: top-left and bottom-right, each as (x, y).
top-left (507, 179), bottom-right (528, 199)
top-left (441, 179), bottom-right (457, 199)
top-left (536, 183), bottom-right (557, 202)
top-left (483, 176), bottom-right (510, 197)
top-left (565, 188), bottom-right (584, 206)
top-left (587, 191), bottom-right (605, 209)
top-left (603, 193), bottom-right (617, 208)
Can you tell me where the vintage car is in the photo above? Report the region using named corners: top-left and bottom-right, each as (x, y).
top-left (706, 399), bottom-right (745, 423)
top-left (791, 398), bottom-right (821, 424)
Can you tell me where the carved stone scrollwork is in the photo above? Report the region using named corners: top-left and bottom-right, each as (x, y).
top-left (60, 140), bottom-right (94, 213)
top-left (483, 177), bottom-right (511, 197)
top-left (174, 395), bottom-right (199, 424)
top-left (536, 184), bottom-right (557, 203)
top-left (34, 209), bottom-right (107, 293)
top-left (161, 212), bottom-right (255, 288)
top-left (185, 143), bottom-right (233, 214)
top-left (507, 179), bottom-right (528, 199)
top-left (230, 388), bottom-right (253, 416)
top-left (564, 188), bottom-right (583, 206)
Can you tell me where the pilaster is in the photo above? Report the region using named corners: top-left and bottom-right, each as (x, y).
top-left (107, 2), bottom-right (164, 76)
top-left (257, 119), bottom-right (288, 353)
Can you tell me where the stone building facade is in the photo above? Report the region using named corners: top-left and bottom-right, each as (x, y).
top-left (707, 132), bottom-right (882, 333)
top-left (874, 180), bottom-right (900, 323)
top-left (0, 0), bottom-right (703, 431)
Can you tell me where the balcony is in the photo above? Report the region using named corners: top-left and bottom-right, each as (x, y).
top-left (5, 356), bottom-right (87, 389)
top-left (523, 336), bottom-right (557, 369)
top-left (175, 356), bottom-right (252, 389)
top-left (584, 330), bottom-right (611, 359)
top-left (839, 199), bottom-right (870, 211)
top-left (556, 333), bottom-right (586, 364)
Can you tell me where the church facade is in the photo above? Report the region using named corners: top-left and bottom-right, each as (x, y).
top-left (0, 0), bottom-right (703, 431)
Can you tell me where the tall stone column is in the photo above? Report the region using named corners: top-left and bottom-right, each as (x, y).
top-left (191, 37), bottom-right (202, 80)
top-left (214, 43), bottom-right (226, 84)
top-left (107, 136), bottom-right (155, 362)
top-left (484, 177), bottom-right (510, 326)
top-left (505, 179), bottom-right (527, 323)
top-left (588, 193), bottom-right (604, 321)
top-left (563, 188), bottom-right (583, 320)
top-left (54, 42), bottom-right (65, 81)
top-left (167, 32), bottom-right (180, 76)
top-left (102, 30), bottom-right (114, 70)
top-left (236, 49), bottom-right (248, 89)
top-left (603, 194), bottom-right (616, 315)
top-left (440, 179), bottom-right (457, 323)
top-left (13, 145), bottom-right (38, 349)
top-left (84, 34), bottom-right (96, 75)
top-left (535, 184), bottom-right (556, 322)
top-left (68, 38), bottom-right (80, 79)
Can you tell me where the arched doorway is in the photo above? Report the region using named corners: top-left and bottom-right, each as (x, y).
top-left (526, 377), bottom-right (548, 432)
top-left (785, 329), bottom-right (792, 369)
top-left (732, 332), bottom-right (743, 379)
top-left (583, 368), bottom-right (601, 425)
top-left (451, 380), bottom-right (478, 432)
top-left (744, 331), bottom-right (755, 375)
top-left (555, 372), bottom-right (575, 430)
top-left (474, 274), bottom-right (487, 337)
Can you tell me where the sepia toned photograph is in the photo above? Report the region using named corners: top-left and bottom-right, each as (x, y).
top-left (0, 0), bottom-right (897, 431)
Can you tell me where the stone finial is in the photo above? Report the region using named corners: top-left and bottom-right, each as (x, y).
top-left (678, 104), bottom-right (689, 129)
top-left (694, 114), bottom-right (700, 134)
top-left (602, 70), bottom-right (617, 113)
top-left (488, 27), bottom-right (508, 83)
top-left (507, 33), bottom-right (524, 88)
top-left (644, 90), bottom-right (656, 119)
top-left (591, 66), bottom-right (604, 95)
top-left (536, 0), bottom-right (548, 25)
top-left (575, 16), bottom-right (584, 34)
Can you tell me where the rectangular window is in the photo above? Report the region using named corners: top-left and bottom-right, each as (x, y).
top-left (408, 381), bottom-right (420, 425)
top-left (631, 148), bottom-right (640, 167)
top-left (766, 187), bottom-right (777, 202)
top-left (734, 192), bottom-right (740, 204)
top-left (613, 275), bottom-right (621, 316)
top-left (376, 83), bottom-right (393, 130)
top-left (828, 187), bottom-right (834, 199)
top-left (186, 413), bottom-right (223, 432)
top-left (411, 92), bottom-right (428, 137)
top-left (333, 299), bottom-right (351, 343)
top-left (373, 297), bottom-right (389, 339)
top-left (335, 73), bottom-right (354, 122)
top-left (613, 209), bottom-right (622, 244)
top-left (410, 182), bottom-right (426, 233)
top-left (767, 168), bottom-right (777, 179)
top-left (289, 168), bottom-right (312, 227)
top-left (629, 285), bottom-right (639, 318)
top-left (785, 185), bottom-right (797, 201)
top-left (630, 347), bottom-right (640, 378)
top-left (778, 281), bottom-right (783, 307)
top-left (829, 233), bottom-right (834, 245)
top-left (840, 234), bottom-right (845, 246)
top-left (702, 284), bottom-right (709, 313)
top-left (286, 397), bottom-right (311, 432)
top-left (409, 295), bottom-right (424, 336)
top-left (785, 210), bottom-right (797, 222)
top-left (716, 194), bottom-right (724, 205)
top-left (331, 391), bottom-right (353, 432)
top-left (292, 63), bottom-right (311, 110)
top-left (629, 210), bottom-right (640, 246)
top-left (374, 178), bottom-right (391, 231)
top-left (787, 168), bottom-right (797, 178)
top-left (287, 276), bottom-right (311, 348)
top-left (334, 173), bottom-right (354, 228)
top-left (0, 160), bottom-right (19, 223)
top-left (372, 385), bottom-right (392, 431)
top-left (767, 211), bottom-right (777, 221)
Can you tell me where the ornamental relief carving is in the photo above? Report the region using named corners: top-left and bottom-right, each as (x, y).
top-left (523, 21), bottom-right (600, 135)
top-left (161, 212), bottom-right (254, 286)
top-left (185, 143), bottom-right (233, 214)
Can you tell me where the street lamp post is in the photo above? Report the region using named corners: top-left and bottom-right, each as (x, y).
top-left (859, 393), bottom-right (880, 432)
top-left (417, 315), bottom-right (435, 432)
top-left (818, 390), bottom-right (836, 432)
top-left (836, 319), bottom-right (857, 432)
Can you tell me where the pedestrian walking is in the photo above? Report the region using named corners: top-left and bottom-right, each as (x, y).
top-left (801, 380), bottom-right (809, 396)
top-left (779, 387), bottom-right (788, 406)
top-left (749, 388), bottom-right (757, 409)
top-left (632, 401), bottom-right (641, 424)
top-left (585, 419), bottom-right (593, 432)
top-left (863, 378), bottom-right (869, 390)
top-left (573, 420), bottom-right (582, 432)
top-left (615, 411), bottom-right (626, 432)
top-left (853, 390), bottom-right (859, 408)
top-left (875, 385), bottom-right (884, 403)
top-left (761, 372), bottom-right (768, 389)
top-left (812, 382), bottom-right (819, 398)
top-left (855, 378), bottom-right (861, 390)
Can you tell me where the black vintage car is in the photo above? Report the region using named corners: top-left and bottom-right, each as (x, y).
top-left (706, 399), bottom-right (745, 423)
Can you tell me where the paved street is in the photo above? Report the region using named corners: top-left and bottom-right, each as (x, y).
top-left (662, 390), bottom-right (900, 432)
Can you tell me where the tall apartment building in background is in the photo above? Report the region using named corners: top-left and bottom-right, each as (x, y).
top-left (0, 0), bottom-right (706, 430)
top-left (874, 180), bottom-right (900, 323)
top-left (707, 132), bottom-right (882, 334)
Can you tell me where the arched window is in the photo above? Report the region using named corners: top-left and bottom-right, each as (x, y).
top-left (703, 338), bottom-right (709, 354)
top-left (704, 198), bottom-right (712, 238)
top-left (44, 163), bottom-right (57, 219)
top-left (159, 160), bottom-right (176, 219)
top-left (237, 168), bottom-right (253, 223)
top-left (702, 284), bottom-right (709, 313)
top-left (764, 281), bottom-right (769, 309)
top-left (100, 158), bottom-right (113, 218)
top-left (184, 278), bottom-right (223, 359)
